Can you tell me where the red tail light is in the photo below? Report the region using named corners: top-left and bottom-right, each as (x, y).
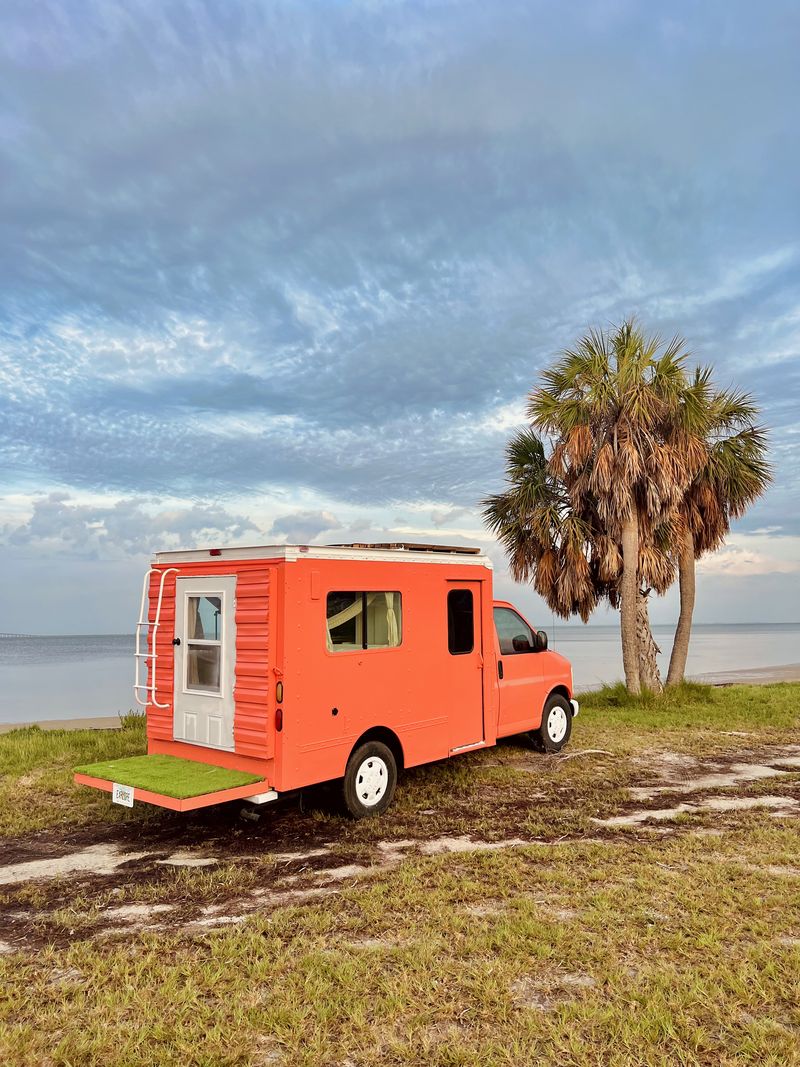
top-left (275, 707), bottom-right (283, 732)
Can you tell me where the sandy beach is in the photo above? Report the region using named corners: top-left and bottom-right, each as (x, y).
top-left (691, 663), bottom-right (800, 686)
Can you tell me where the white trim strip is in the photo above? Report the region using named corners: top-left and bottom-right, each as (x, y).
top-left (152, 544), bottom-right (492, 568)
top-left (450, 740), bottom-right (486, 754)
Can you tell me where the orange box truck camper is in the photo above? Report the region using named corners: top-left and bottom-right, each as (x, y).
top-left (75, 543), bottom-right (578, 817)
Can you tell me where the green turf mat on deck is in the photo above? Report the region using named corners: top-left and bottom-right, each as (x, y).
top-left (75, 753), bottom-right (264, 799)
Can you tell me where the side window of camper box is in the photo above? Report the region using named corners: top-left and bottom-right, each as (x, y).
top-left (326, 592), bottom-right (402, 652)
top-left (447, 589), bottom-right (474, 655)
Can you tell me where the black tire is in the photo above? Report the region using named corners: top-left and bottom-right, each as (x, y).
top-left (342, 741), bottom-right (398, 818)
top-left (529, 693), bottom-right (573, 753)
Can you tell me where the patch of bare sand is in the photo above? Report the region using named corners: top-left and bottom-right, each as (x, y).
top-left (156, 851), bottom-right (218, 868)
top-left (0, 844), bottom-right (151, 886)
top-left (346, 935), bottom-right (405, 950)
top-left (463, 902), bottom-right (509, 917)
top-left (419, 836), bottom-right (529, 856)
top-left (103, 902), bottom-right (175, 921)
top-left (511, 972), bottom-right (596, 1011)
top-left (630, 757), bottom-right (800, 800)
top-left (595, 794), bottom-right (799, 827)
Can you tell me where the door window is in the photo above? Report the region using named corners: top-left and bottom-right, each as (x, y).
top-left (186, 594), bottom-right (223, 692)
top-left (493, 607), bottom-right (536, 655)
top-left (447, 589), bottom-right (474, 655)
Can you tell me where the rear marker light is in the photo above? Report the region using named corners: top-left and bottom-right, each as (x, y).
top-left (276, 681), bottom-right (284, 703)
top-left (276, 707), bottom-right (283, 732)
top-left (209, 549), bottom-right (222, 556)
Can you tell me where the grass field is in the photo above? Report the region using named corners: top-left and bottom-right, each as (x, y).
top-left (0, 684), bottom-right (799, 1065)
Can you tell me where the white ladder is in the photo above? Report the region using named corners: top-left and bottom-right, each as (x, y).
top-left (134, 568), bottom-right (179, 708)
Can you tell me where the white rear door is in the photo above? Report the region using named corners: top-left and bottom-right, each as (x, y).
top-left (173, 575), bottom-right (236, 750)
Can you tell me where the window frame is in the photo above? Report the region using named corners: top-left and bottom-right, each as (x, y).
top-left (183, 589), bottom-right (226, 696)
top-left (447, 588), bottom-right (475, 656)
top-left (325, 590), bottom-right (403, 655)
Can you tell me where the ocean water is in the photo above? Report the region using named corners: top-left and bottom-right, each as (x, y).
top-left (549, 623), bottom-right (800, 692)
top-left (0, 625), bottom-right (798, 725)
top-left (0, 635), bottom-right (135, 725)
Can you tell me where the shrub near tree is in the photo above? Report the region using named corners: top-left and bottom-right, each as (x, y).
top-left (483, 320), bottom-right (770, 695)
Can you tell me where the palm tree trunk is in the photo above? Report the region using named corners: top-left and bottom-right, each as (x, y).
top-left (620, 513), bottom-right (641, 694)
top-left (666, 527), bottom-right (696, 686)
top-left (636, 589), bottom-right (663, 693)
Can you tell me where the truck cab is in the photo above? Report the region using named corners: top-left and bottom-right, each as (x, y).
top-left (492, 599), bottom-right (577, 750)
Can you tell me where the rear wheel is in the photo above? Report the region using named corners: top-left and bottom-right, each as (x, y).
top-left (342, 741), bottom-right (397, 818)
top-left (529, 694), bottom-right (572, 753)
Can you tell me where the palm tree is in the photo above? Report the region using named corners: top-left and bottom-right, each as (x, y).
top-left (482, 428), bottom-right (607, 623)
top-left (527, 321), bottom-right (705, 693)
top-left (665, 381), bottom-right (771, 685)
top-left (482, 426), bottom-right (678, 692)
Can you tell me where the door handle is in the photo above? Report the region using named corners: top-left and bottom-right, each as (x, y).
top-left (172, 638), bottom-right (181, 646)
top-left (498, 660), bottom-right (504, 679)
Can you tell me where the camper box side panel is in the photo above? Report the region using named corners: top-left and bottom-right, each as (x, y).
top-left (145, 560), bottom-right (276, 760)
top-left (276, 555), bottom-right (493, 792)
top-left (233, 563), bottom-right (276, 758)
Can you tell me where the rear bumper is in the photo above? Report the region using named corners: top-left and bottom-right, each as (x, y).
top-left (570, 698), bottom-right (579, 717)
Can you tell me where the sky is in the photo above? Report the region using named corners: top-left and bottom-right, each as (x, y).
top-left (1, 0), bottom-right (798, 634)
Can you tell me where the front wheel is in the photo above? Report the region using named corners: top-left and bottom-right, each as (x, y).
top-left (342, 741), bottom-right (397, 818)
top-left (529, 694), bottom-right (573, 753)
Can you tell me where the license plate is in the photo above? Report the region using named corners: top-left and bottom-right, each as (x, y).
top-left (112, 782), bottom-right (134, 808)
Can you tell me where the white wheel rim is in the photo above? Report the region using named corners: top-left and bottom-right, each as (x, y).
top-left (547, 705), bottom-right (568, 744)
top-left (355, 756), bottom-right (389, 807)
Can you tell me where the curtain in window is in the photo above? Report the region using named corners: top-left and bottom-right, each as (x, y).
top-left (187, 598), bottom-right (202, 684)
top-left (326, 594), bottom-right (364, 650)
top-left (326, 593), bottom-right (388, 650)
top-left (385, 592), bottom-right (399, 646)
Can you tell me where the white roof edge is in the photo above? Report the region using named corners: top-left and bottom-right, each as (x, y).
top-left (151, 543), bottom-right (493, 568)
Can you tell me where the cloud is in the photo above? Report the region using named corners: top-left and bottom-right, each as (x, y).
top-left (2, 493), bottom-right (261, 558)
top-left (697, 546), bottom-right (800, 577)
top-left (430, 506), bottom-right (470, 528)
top-left (269, 509), bottom-right (342, 543)
top-left (0, 0), bottom-right (799, 626)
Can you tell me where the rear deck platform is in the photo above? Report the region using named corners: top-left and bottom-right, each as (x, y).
top-left (74, 753), bottom-right (268, 812)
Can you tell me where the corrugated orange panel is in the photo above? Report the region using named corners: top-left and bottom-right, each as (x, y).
top-left (236, 631), bottom-right (270, 644)
top-left (233, 566), bottom-right (272, 758)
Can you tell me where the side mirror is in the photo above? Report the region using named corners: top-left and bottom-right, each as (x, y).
top-left (512, 634), bottom-right (532, 653)
top-left (535, 630), bottom-right (548, 652)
